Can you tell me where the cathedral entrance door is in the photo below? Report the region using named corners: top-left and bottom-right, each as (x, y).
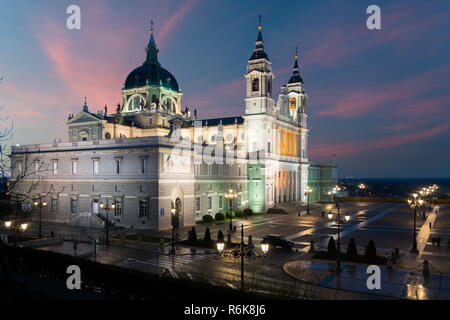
top-left (92, 199), bottom-right (99, 215)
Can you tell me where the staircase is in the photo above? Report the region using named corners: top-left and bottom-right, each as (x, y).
top-left (96, 213), bottom-right (115, 227)
top-left (68, 212), bottom-right (104, 227)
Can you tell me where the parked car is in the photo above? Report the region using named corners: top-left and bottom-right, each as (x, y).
top-left (262, 234), bottom-right (294, 249)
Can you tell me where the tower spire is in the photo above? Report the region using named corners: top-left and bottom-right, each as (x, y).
top-left (249, 15), bottom-right (269, 61)
top-left (288, 46), bottom-right (303, 84)
top-left (145, 19), bottom-right (160, 66)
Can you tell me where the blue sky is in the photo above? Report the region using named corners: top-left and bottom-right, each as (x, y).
top-left (0, 0), bottom-right (449, 178)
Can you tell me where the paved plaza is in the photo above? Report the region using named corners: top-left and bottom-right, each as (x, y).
top-left (6, 201), bottom-right (450, 299)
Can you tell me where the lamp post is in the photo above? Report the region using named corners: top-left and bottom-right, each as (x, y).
top-left (358, 183), bottom-right (366, 201)
top-left (225, 189), bottom-right (237, 232)
top-left (305, 186), bottom-right (313, 215)
top-left (4, 220), bottom-right (28, 246)
top-left (33, 199), bottom-right (47, 238)
top-left (327, 204), bottom-right (350, 274)
top-left (419, 189), bottom-right (429, 220)
top-left (407, 193), bottom-right (423, 254)
top-left (332, 185), bottom-right (341, 207)
top-left (216, 224), bottom-right (269, 293)
top-left (99, 198), bottom-right (115, 248)
top-left (170, 207), bottom-right (176, 255)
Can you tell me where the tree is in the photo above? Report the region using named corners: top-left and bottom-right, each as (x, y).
top-left (327, 236), bottom-right (337, 257)
top-left (346, 238), bottom-right (357, 260)
top-left (217, 230), bottom-right (224, 242)
top-left (188, 227), bottom-right (197, 243)
top-left (204, 227), bottom-right (211, 244)
top-left (367, 239), bottom-right (377, 259)
top-left (0, 76), bottom-right (51, 285)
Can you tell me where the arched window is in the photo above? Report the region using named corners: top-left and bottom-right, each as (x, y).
top-left (290, 98), bottom-right (297, 110)
top-left (252, 78), bottom-right (259, 92)
top-left (127, 94), bottom-right (146, 112)
top-left (105, 132), bottom-right (111, 140)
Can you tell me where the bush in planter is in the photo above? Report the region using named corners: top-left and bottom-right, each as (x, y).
top-left (204, 227), bottom-right (212, 244)
top-left (327, 236), bottom-right (337, 257)
top-left (243, 208), bottom-right (253, 216)
top-left (188, 227), bottom-right (197, 243)
top-left (217, 230), bottom-right (224, 242)
top-left (346, 238), bottom-right (357, 260)
top-left (366, 239), bottom-right (377, 259)
top-left (202, 214), bottom-right (213, 223)
top-left (235, 210), bottom-right (244, 217)
top-left (215, 212), bottom-right (225, 221)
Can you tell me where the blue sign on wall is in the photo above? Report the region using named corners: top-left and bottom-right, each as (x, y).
top-left (160, 208), bottom-right (164, 217)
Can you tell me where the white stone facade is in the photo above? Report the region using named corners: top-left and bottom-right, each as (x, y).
top-left (10, 23), bottom-right (337, 231)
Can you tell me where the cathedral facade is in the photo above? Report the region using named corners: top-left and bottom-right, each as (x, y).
top-left (11, 22), bottom-right (337, 231)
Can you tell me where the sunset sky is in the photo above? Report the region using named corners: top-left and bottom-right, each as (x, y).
top-left (0, 0), bottom-right (449, 178)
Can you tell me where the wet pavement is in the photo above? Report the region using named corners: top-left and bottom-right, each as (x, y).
top-left (284, 258), bottom-right (450, 299)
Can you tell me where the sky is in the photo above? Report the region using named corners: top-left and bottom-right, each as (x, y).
top-left (0, 0), bottom-right (449, 178)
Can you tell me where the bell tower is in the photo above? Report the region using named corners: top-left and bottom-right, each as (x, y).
top-left (245, 16), bottom-right (275, 116)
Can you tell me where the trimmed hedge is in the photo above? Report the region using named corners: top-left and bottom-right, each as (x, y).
top-left (202, 215), bottom-right (213, 223)
top-left (215, 212), bottom-right (225, 221)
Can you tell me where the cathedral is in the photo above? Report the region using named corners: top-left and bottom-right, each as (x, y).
top-left (11, 21), bottom-right (337, 231)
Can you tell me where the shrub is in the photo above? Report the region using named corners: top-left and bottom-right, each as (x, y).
top-left (188, 227), bottom-right (197, 243)
top-left (235, 210), bottom-right (244, 217)
top-left (215, 212), bottom-right (225, 221)
top-left (367, 239), bottom-right (377, 259)
top-left (347, 238), bottom-right (357, 260)
top-left (204, 227), bottom-right (212, 243)
top-left (217, 230), bottom-right (224, 242)
top-left (243, 208), bottom-right (253, 216)
top-left (202, 215), bottom-right (213, 223)
top-left (327, 237), bottom-right (337, 257)
top-left (225, 212), bottom-right (234, 219)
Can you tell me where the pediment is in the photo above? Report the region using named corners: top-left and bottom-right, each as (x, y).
top-left (67, 111), bottom-right (102, 125)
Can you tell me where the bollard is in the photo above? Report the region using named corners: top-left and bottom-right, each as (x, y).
top-left (309, 240), bottom-right (315, 253)
top-left (423, 260), bottom-right (430, 274)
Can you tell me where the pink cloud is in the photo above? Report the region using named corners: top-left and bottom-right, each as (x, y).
top-left (317, 65), bottom-right (450, 118)
top-left (310, 122), bottom-right (450, 160)
top-left (158, 0), bottom-right (200, 49)
top-left (303, 4), bottom-right (450, 68)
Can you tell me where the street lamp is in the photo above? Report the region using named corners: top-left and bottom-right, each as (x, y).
top-left (305, 186), bottom-right (313, 215)
top-left (358, 183), bottom-right (366, 201)
top-left (170, 207), bottom-right (176, 255)
top-left (407, 193), bottom-right (423, 254)
top-left (419, 189), bottom-right (429, 220)
top-left (332, 185), bottom-right (341, 207)
top-left (217, 224), bottom-right (269, 292)
top-left (33, 199), bottom-right (47, 237)
top-left (99, 198), bottom-right (115, 248)
top-left (327, 204), bottom-right (350, 274)
top-left (224, 189), bottom-right (237, 232)
top-left (4, 220), bottom-right (29, 246)
top-left (261, 240), bottom-right (269, 255)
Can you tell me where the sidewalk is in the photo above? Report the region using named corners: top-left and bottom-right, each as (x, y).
top-left (284, 255), bottom-right (450, 300)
